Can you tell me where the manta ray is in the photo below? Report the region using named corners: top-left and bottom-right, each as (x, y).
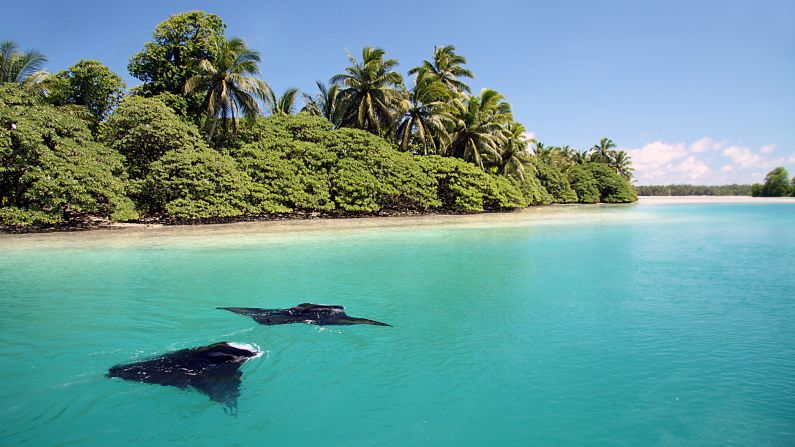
top-left (219, 303), bottom-right (391, 327)
top-left (107, 342), bottom-right (260, 414)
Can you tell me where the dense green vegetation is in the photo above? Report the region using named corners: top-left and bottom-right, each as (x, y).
top-left (635, 184), bottom-right (754, 196)
top-left (751, 167), bottom-right (794, 197)
top-left (1, 11), bottom-right (637, 229)
top-left (0, 85), bottom-right (136, 226)
top-left (45, 60), bottom-right (126, 133)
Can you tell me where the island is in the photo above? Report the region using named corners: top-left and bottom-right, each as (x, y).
top-left (2, 10), bottom-right (654, 233)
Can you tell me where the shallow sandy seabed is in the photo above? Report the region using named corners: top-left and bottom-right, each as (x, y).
top-left (1, 196), bottom-right (793, 249)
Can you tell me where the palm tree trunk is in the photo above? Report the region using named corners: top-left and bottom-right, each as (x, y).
top-left (207, 117), bottom-right (218, 143)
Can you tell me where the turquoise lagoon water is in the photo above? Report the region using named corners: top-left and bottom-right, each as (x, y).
top-left (1, 200), bottom-right (794, 446)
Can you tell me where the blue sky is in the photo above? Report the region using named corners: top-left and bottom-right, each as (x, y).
top-left (4, 0), bottom-right (794, 184)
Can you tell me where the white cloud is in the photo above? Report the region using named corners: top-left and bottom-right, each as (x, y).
top-left (625, 141), bottom-right (709, 183)
top-left (622, 137), bottom-right (793, 185)
top-left (689, 137), bottom-right (726, 153)
top-left (722, 146), bottom-right (763, 168)
top-left (677, 156), bottom-right (711, 181)
top-left (630, 141), bottom-right (688, 166)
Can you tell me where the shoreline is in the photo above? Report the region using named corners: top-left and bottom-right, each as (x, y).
top-left (2, 196), bottom-right (793, 242)
top-left (0, 203), bottom-right (637, 248)
top-left (1, 204), bottom-right (612, 235)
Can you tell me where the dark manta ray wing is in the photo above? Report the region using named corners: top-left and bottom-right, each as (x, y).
top-left (190, 368), bottom-right (244, 415)
top-left (107, 342), bottom-right (259, 414)
top-left (219, 304), bottom-right (389, 326)
top-left (107, 350), bottom-right (208, 387)
top-left (324, 315), bottom-right (392, 326)
top-left (218, 307), bottom-right (282, 316)
top-left (251, 312), bottom-right (296, 325)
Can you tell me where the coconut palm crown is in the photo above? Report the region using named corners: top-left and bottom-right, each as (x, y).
top-left (448, 88), bottom-right (510, 169)
top-left (590, 137), bottom-right (616, 163)
top-left (331, 47), bottom-right (405, 135)
top-left (409, 45), bottom-right (474, 93)
top-left (301, 81), bottom-right (343, 127)
top-left (499, 122), bottom-right (533, 181)
top-left (395, 67), bottom-right (454, 154)
top-left (265, 87), bottom-right (299, 115)
top-left (184, 37), bottom-right (270, 141)
top-left (0, 40), bottom-right (48, 86)
top-left (609, 150), bottom-right (634, 180)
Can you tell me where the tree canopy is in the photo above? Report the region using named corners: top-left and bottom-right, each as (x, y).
top-left (1, 10), bottom-right (640, 229)
top-left (331, 47), bottom-right (405, 135)
top-left (0, 85), bottom-right (136, 226)
top-left (45, 60), bottom-right (126, 131)
top-left (128, 11), bottom-right (227, 115)
top-left (184, 36), bottom-right (270, 141)
top-left (752, 167), bottom-right (792, 197)
top-left (99, 96), bottom-right (205, 179)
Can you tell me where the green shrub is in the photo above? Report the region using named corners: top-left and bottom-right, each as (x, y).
top-left (0, 207), bottom-right (61, 226)
top-left (322, 129), bottom-right (439, 210)
top-left (232, 113), bottom-right (334, 148)
top-left (516, 172), bottom-right (553, 205)
top-left (235, 116), bottom-right (439, 214)
top-left (151, 92), bottom-right (190, 117)
top-left (567, 165), bottom-right (600, 203)
top-left (331, 158), bottom-right (381, 212)
top-left (0, 85), bottom-right (137, 226)
top-left (529, 159), bottom-right (578, 203)
top-left (419, 156), bottom-right (527, 211)
top-left (235, 138), bottom-right (335, 213)
top-left (100, 96), bottom-right (205, 178)
top-left (143, 146), bottom-right (255, 219)
top-left (585, 163), bottom-right (637, 203)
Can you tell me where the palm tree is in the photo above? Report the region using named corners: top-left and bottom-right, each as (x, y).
top-left (499, 122), bottom-right (532, 181)
top-left (409, 45), bottom-right (473, 93)
top-left (184, 37), bottom-right (270, 141)
top-left (395, 68), bottom-right (453, 154)
top-left (532, 141), bottom-right (552, 161)
top-left (448, 89), bottom-right (509, 169)
top-left (590, 137), bottom-right (616, 163)
top-left (265, 87), bottom-right (299, 115)
top-left (0, 40), bottom-right (48, 85)
top-left (572, 150), bottom-right (590, 164)
top-left (559, 145), bottom-right (576, 160)
top-left (331, 47), bottom-right (405, 135)
top-left (609, 150), bottom-right (634, 180)
top-left (302, 81), bottom-right (342, 126)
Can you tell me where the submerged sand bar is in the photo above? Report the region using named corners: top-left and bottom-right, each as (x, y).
top-left (1, 196), bottom-right (793, 250)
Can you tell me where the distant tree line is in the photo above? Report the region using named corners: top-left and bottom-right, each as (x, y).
top-left (0, 11), bottom-right (637, 228)
top-left (634, 184), bottom-right (753, 196)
